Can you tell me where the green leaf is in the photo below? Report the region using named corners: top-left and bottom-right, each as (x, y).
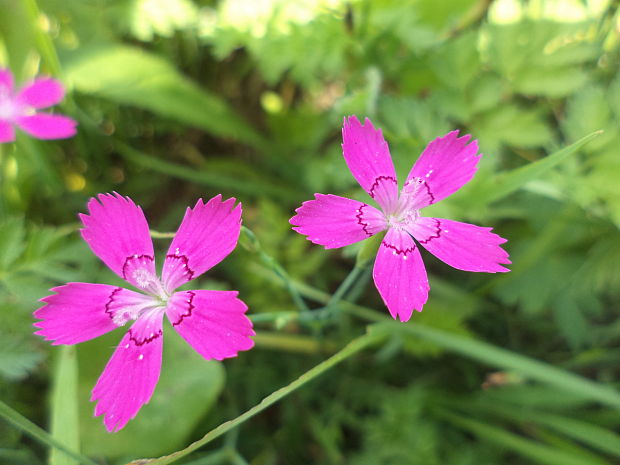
top-left (477, 131), bottom-right (601, 203)
top-left (533, 412), bottom-right (620, 457)
top-left (441, 411), bottom-right (611, 465)
top-left (49, 346), bottom-right (79, 465)
top-left (396, 323), bottom-right (620, 409)
top-left (513, 66), bottom-right (589, 98)
top-left (0, 400), bottom-right (96, 465)
top-left (64, 45), bottom-right (265, 148)
top-left (0, 217), bottom-right (25, 271)
top-left (0, 335), bottom-right (42, 381)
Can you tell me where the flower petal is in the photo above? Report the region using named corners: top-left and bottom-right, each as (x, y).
top-left (91, 310), bottom-right (164, 432)
top-left (33, 283), bottom-right (154, 345)
top-left (16, 77), bottom-right (65, 109)
top-left (79, 193), bottom-right (157, 291)
top-left (166, 290), bottom-right (254, 361)
top-left (342, 116), bottom-right (399, 211)
top-left (0, 120), bottom-right (15, 143)
top-left (162, 195), bottom-right (241, 292)
top-left (373, 228), bottom-right (429, 321)
top-left (290, 194), bottom-right (387, 249)
top-left (15, 114), bottom-right (77, 140)
top-left (408, 217), bottom-right (511, 272)
top-left (0, 68), bottom-right (13, 93)
top-left (405, 130), bottom-right (481, 207)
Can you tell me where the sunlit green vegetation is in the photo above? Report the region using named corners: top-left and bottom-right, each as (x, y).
top-left (1, 0), bottom-right (619, 464)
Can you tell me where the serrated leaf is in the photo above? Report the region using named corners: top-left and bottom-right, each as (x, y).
top-left (514, 66), bottom-right (589, 98)
top-left (0, 335), bottom-right (42, 381)
top-left (0, 218), bottom-right (25, 271)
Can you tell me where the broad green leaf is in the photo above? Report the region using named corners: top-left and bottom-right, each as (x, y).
top-left (49, 346), bottom-right (79, 465)
top-left (477, 131), bottom-right (601, 203)
top-left (79, 326), bottom-right (225, 458)
top-left (64, 45), bottom-right (265, 148)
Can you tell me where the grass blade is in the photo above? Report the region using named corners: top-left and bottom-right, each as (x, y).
top-left (49, 346), bottom-right (79, 465)
top-left (480, 130), bottom-right (602, 202)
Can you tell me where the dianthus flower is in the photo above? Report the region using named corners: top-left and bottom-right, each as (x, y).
top-left (35, 193), bottom-right (254, 431)
top-left (0, 68), bottom-right (76, 142)
top-left (291, 116), bottom-right (510, 321)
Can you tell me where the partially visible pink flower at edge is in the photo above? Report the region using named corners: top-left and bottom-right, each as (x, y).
top-left (290, 116), bottom-right (511, 322)
top-left (34, 193), bottom-right (254, 432)
top-left (0, 68), bottom-right (77, 142)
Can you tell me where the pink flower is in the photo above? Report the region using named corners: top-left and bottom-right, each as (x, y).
top-left (34, 193), bottom-right (254, 432)
top-left (0, 68), bottom-right (77, 142)
top-left (290, 116), bottom-right (510, 322)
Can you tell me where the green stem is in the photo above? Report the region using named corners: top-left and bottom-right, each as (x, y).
top-left (327, 264), bottom-right (368, 307)
top-left (259, 250), bottom-right (310, 312)
top-left (125, 329), bottom-right (384, 465)
top-left (241, 227), bottom-right (310, 312)
top-left (0, 400), bottom-right (98, 465)
top-left (150, 230), bottom-right (176, 239)
top-left (257, 271), bottom-right (620, 409)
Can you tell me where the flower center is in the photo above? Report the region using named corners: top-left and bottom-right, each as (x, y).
top-left (106, 288), bottom-right (165, 327)
top-left (0, 99), bottom-right (14, 120)
top-left (131, 268), bottom-right (170, 302)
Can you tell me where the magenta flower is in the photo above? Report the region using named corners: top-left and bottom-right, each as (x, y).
top-left (290, 116), bottom-right (510, 322)
top-left (34, 193), bottom-right (254, 432)
top-left (0, 68), bottom-right (76, 142)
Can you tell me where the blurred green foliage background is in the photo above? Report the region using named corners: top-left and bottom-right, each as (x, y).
top-left (1, 0), bottom-right (619, 464)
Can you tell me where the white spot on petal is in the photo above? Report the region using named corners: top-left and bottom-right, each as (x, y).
top-left (138, 354), bottom-right (144, 360)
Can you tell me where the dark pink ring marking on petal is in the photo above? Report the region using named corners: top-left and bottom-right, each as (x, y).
top-left (128, 327), bottom-right (163, 346)
top-left (356, 204), bottom-right (376, 237)
top-left (404, 178), bottom-right (436, 204)
top-left (121, 254), bottom-right (155, 280)
top-left (170, 290), bottom-right (195, 327)
top-left (369, 175), bottom-right (397, 199)
top-left (416, 219), bottom-right (441, 244)
top-left (165, 254), bottom-right (195, 282)
top-left (381, 238), bottom-right (416, 255)
top-left (104, 287), bottom-right (124, 319)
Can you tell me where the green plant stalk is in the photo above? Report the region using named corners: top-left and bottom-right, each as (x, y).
top-left (328, 264), bottom-right (368, 306)
top-left (240, 226), bottom-right (310, 312)
top-left (255, 266), bottom-right (620, 409)
top-left (125, 328), bottom-right (384, 465)
top-left (0, 400), bottom-right (97, 465)
top-left (253, 331), bottom-right (338, 354)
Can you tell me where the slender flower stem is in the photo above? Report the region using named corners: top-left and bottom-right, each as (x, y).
top-left (327, 263), bottom-right (369, 307)
top-left (125, 329), bottom-right (385, 465)
top-left (150, 229), bottom-right (176, 239)
top-left (0, 400), bottom-right (98, 465)
top-left (240, 226), bottom-right (310, 312)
